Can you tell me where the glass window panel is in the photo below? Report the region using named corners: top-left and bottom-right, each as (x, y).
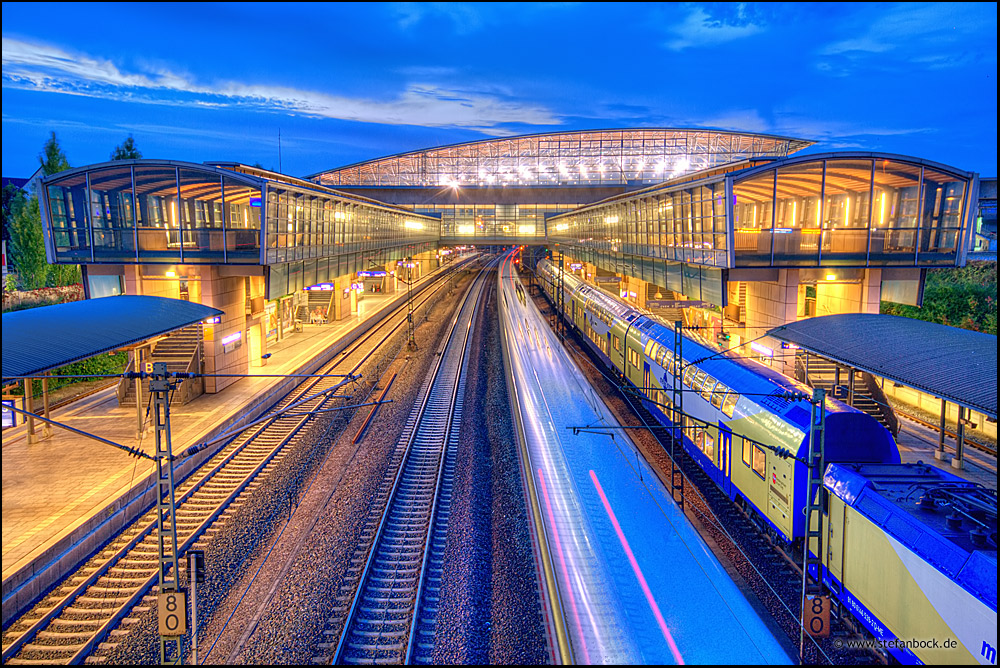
top-left (918, 168), bottom-right (965, 264)
top-left (134, 166), bottom-right (181, 261)
top-left (45, 172), bottom-right (91, 261)
top-left (752, 444), bottom-right (766, 477)
top-left (178, 169), bottom-right (224, 261)
top-left (222, 176), bottom-right (260, 262)
top-left (733, 171), bottom-right (775, 266)
top-left (87, 166), bottom-right (136, 261)
top-left (772, 161), bottom-right (824, 265)
top-left (869, 160), bottom-right (921, 263)
top-left (821, 159), bottom-right (872, 264)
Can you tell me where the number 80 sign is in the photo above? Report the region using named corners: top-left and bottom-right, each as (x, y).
top-left (158, 590), bottom-right (187, 636)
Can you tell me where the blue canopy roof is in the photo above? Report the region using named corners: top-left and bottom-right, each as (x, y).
top-left (768, 314), bottom-right (997, 418)
top-left (2, 296), bottom-right (222, 380)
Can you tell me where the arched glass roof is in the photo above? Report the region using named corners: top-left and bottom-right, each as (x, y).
top-left (310, 128), bottom-right (812, 189)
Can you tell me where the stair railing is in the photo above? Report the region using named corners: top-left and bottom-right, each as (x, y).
top-left (862, 372), bottom-right (900, 436)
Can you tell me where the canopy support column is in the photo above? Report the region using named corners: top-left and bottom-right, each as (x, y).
top-left (42, 372), bottom-right (52, 439)
top-left (25, 378), bottom-right (37, 444)
top-left (935, 398), bottom-right (948, 461)
top-left (951, 406), bottom-right (966, 470)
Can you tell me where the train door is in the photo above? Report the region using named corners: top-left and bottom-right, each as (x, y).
top-left (718, 422), bottom-right (733, 496)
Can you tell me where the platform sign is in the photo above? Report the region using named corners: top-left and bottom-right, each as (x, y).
top-left (2, 399), bottom-right (16, 428)
top-left (646, 300), bottom-right (711, 309)
top-left (805, 595), bottom-right (831, 637)
top-left (158, 590), bottom-right (187, 636)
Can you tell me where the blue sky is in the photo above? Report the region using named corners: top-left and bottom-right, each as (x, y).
top-left (2, 2), bottom-right (996, 178)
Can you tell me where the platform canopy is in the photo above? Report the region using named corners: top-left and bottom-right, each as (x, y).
top-left (2, 296), bottom-right (223, 380)
top-left (768, 314), bottom-right (997, 418)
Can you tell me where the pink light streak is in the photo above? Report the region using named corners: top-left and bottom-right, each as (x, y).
top-left (537, 467), bottom-right (592, 665)
top-left (590, 469), bottom-right (685, 665)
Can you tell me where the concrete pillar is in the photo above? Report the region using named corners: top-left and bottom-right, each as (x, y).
top-left (744, 269), bottom-right (799, 374)
top-left (952, 406), bottom-right (966, 470)
top-left (935, 398), bottom-right (948, 461)
top-left (25, 378), bottom-right (37, 444)
top-left (862, 268), bottom-right (882, 314)
top-left (42, 373), bottom-right (52, 439)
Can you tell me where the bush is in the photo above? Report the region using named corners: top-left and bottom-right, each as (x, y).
top-left (881, 261), bottom-right (997, 335)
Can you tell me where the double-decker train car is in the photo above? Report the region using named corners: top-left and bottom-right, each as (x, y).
top-left (536, 258), bottom-right (898, 543)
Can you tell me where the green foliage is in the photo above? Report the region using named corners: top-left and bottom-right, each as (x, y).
top-left (39, 131), bottom-right (71, 176)
top-left (8, 196), bottom-right (47, 289)
top-left (46, 263), bottom-right (82, 287)
top-left (881, 262), bottom-right (997, 335)
top-left (2, 183), bottom-right (26, 243)
top-left (10, 351), bottom-right (128, 398)
top-left (111, 135), bottom-right (142, 161)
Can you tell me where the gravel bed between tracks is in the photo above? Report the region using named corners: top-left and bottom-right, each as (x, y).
top-left (429, 274), bottom-right (549, 665)
top-left (92, 271), bottom-right (476, 665)
top-left (527, 280), bottom-right (874, 665)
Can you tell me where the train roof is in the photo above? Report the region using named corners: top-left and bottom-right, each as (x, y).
top-left (540, 258), bottom-right (860, 433)
top-left (825, 462), bottom-right (997, 611)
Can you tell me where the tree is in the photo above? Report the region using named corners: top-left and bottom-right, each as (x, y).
top-left (111, 135), bottom-right (142, 161)
top-left (2, 183), bottom-right (26, 244)
top-left (8, 196), bottom-right (47, 289)
top-left (39, 131), bottom-right (71, 176)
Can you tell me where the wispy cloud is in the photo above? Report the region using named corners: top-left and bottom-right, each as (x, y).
top-left (663, 3), bottom-right (764, 51)
top-left (817, 3), bottom-right (995, 73)
top-left (1, 37), bottom-right (560, 134)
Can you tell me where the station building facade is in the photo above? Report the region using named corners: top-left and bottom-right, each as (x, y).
top-left (39, 161), bottom-right (439, 392)
top-left (37, 128), bottom-right (981, 387)
top-left (309, 128), bottom-right (812, 243)
top-left (546, 152), bottom-right (979, 371)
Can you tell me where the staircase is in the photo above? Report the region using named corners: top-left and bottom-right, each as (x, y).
top-left (796, 353), bottom-right (899, 436)
top-left (118, 325), bottom-right (204, 407)
top-left (296, 290), bottom-right (335, 324)
top-left (646, 285), bottom-right (687, 326)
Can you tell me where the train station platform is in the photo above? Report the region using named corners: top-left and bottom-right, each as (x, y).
top-left (1, 256), bottom-right (474, 623)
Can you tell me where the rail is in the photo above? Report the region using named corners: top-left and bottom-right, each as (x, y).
top-left (332, 257), bottom-right (495, 665)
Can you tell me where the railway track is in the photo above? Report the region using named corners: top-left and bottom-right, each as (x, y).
top-left (0, 259), bottom-right (475, 666)
top-left (895, 409), bottom-right (997, 457)
top-left (322, 258), bottom-right (496, 665)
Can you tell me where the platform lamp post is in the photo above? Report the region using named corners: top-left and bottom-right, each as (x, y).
top-left (799, 387), bottom-right (829, 662)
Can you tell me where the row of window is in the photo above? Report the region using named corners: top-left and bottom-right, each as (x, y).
top-left (549, 181), bottom-right (731, 268)
top-left (549, 158), bottom-right (971, 268)
top-left (643, 337), bottom-right (739, 418)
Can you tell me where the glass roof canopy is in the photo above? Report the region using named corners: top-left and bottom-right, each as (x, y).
top-left (310, 128), bottom-right (813, 189)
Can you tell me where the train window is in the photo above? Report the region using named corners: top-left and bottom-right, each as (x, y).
top-left (741, 437), bottom-right (751, 467)
top-left (752, 445), bottom-right (766, 478)
top-left (692, 369), bottom-right (708, 392)
top-left (701, 377), bottom-right (717, 401)
top-left (613, 335), bottom-right (621, 352)
top-left (711, 386), bottom-right (727, 409)
top-left (721, 392), bottom-right (738, 418)
top-left (682, 365), bottom-right (697, 386)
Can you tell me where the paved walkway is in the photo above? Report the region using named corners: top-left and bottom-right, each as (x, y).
top-left (1, 266), bottom-right (455, 583)
top-left (895, 416), bottom-right (997, 490)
